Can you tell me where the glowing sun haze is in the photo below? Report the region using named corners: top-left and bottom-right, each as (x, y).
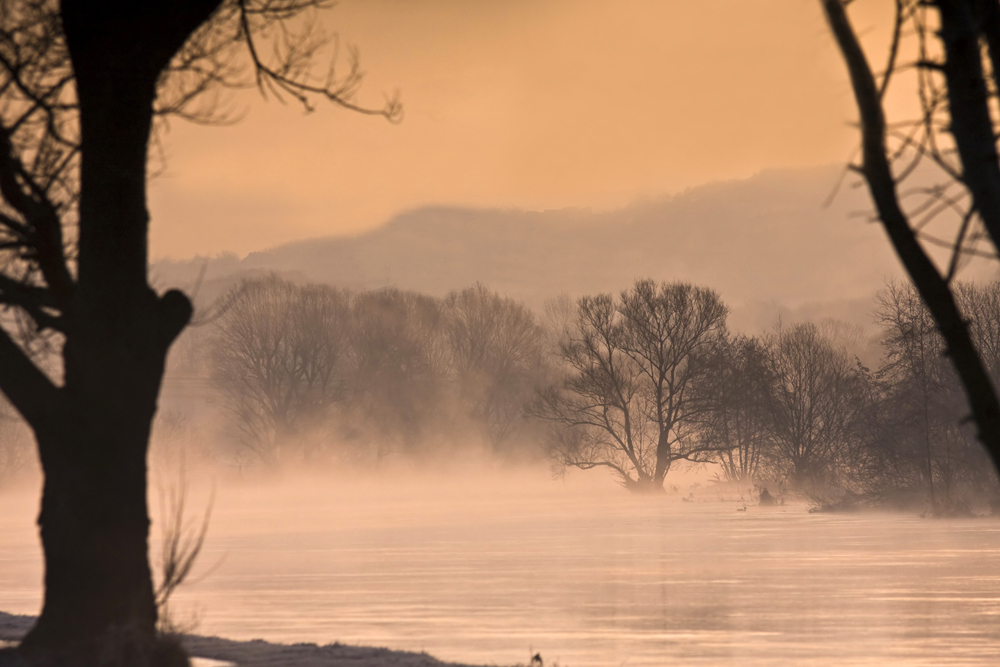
top-left (147, 0), bottom-right (896, 259)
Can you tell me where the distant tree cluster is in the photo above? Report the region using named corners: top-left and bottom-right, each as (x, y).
top-left (535, 279), bottom-right (1000, 512)
top-left (185, 274), bottom-right (1000, 512)
top-left (208, 276), bottom-right (547, 466)
top-left (859, 281), bottom-right (1000, 513)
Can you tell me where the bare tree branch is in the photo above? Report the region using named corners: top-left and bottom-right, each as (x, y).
top-left (822, 0), bottom-right (1000, 468)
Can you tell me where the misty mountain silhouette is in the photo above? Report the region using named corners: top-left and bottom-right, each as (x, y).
top-left (155, 166), bottom-right (973, 315)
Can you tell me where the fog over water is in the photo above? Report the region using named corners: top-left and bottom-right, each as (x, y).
top-left (4, 468), bottom-right (1000, 666)
top-left (7, 0), bottom-right (1000, 665)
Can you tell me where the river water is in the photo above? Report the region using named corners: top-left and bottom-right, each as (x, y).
top-left (2, 470), bottom-right (1000, 666)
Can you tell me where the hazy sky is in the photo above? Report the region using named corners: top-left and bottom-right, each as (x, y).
top-left (148, 0), bottom-right (896, 259)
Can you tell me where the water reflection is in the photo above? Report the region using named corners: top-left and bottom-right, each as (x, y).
top-left (2, 475), bottom-right (1000, 666)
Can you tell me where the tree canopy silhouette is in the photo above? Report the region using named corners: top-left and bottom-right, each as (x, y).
top-left (0, 1), bottom-right (397, 664)
top-left (534, 280), bottom-right (729, 492)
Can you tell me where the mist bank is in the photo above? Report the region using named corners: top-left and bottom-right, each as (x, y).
top-left (96, 275), bottom-right (1000, 511)
top-left (2, 267), bottom-right (998, 516)
top-left (153, 165), bottom-right (998, 329)
top-left (5, 464), bottom-right (1000, 667)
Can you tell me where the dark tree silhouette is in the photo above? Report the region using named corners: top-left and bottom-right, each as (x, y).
top-left (702, 334), bottom-right (773, 482)
top-left (875, 279), bottom-right (1000, 511)
top-left (0, 1), bottom-right (397, 663)
top-left (762, 322), bottom-right (866, 483)
top-left (535, 280), bottom-right (729, 491)
top-left (876, 279), bottom-right (958, 508)
top-left (821, 0), bottom-right (1000, 470)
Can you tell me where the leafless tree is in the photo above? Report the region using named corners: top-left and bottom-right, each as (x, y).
top-left (208, 283), bottom-right (552, 465)
top-left (821, 0), bottom-right (1000, 470)
top-left (957, 280), bottom-right (1000, 378)
top-left (346, 288), bottom-right (448, 460)
top-left (535, 280), bottom-right (729, 491)
top-left (535, 292), bottom-right (652, 488)
top-left (877, 279), bottom-right (956, 506)
top-left (211, 275), bottom-right (349, 464)
top-left (444, 284), bottom-right (546, 453)
top-left (702, 335), bottom-right (774, 482)
top-left (876, 279), bottom-right (998, 511)
top-left (152, 469), bottom-right (213, 636)
top-left (0, 0), bottom-right (398, 661)
top-left (618, 280), bottom-right (730, 483)
top-left (762, 322), bottom-right (866, 484)
top-left (541, 294), bottom-right (576, 345)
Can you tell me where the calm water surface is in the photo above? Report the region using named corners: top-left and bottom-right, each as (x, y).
top-left (2, 473), bottom-right (1000, 666)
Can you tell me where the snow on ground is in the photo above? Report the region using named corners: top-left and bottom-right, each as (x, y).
top-left (0, 612), bottom-right (490, 667)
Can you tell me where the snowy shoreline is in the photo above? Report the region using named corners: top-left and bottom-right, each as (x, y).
top-left (0, 611), bottom-right (487, 667)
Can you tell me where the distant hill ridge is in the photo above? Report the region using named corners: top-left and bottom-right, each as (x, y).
top-left (154, 166), bottom-right (973, 324)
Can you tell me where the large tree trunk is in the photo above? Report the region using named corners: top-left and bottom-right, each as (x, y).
top-left (21, 376), bottom-right (160, 659)
top-left (652, 430), bottom-right (671, 490)
top-left (16, 2), bottom-right (215, 662)
top-left (20, 282), bottom-right (183, 664)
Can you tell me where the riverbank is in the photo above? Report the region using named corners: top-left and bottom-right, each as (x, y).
top-left (0, 612), bottom-right (487, 667)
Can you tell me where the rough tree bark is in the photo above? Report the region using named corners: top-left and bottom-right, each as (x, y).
top-left (10, 3), bottom-right (219, 660)
top-left (0, 0), bottom-right (397, 662)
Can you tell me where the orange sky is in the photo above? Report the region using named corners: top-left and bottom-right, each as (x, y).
top-left (148, 0), bottom-right (897, 259)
